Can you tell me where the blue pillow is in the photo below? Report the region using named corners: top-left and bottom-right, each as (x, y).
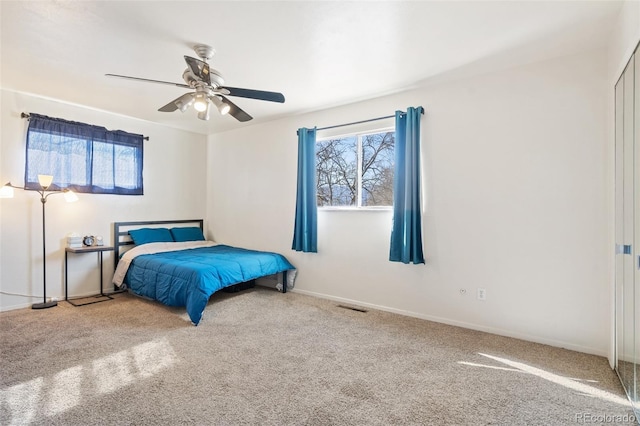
top-left (170, 227), bottom-right (205, 242)
top-left (129, 228), bottom-right (174, 245)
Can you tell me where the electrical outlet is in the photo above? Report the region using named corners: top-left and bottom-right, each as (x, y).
top-left (477, 288), bottom-right (487, 301)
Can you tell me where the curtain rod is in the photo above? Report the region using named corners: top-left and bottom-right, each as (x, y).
top-left (21, 112), bottom-right (150, 141)
top-left (317, 113), bottom-right (395, 132)
top-left (300, 109), bottom-right (424, 134)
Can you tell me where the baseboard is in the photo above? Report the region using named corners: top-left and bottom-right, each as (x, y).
top-left (0, 289), bottom-right (113, 312)
top-left (291, 288), bottom-right (608, 359)
top-left (0, 298), bottom-right (64, 312)
top-left (0, 301), bottom-right (34, 312)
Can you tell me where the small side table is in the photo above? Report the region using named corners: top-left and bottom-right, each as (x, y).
top-left (65, 246), bottom-right (115, 306)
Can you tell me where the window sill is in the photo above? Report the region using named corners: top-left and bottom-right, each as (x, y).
top-left (319, 206), bottom-right (393, 212)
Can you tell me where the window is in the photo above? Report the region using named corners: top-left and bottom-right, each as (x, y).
top-left (316, 129), bottom-right (394, 208)
top-left (25, 114), bottom-right (143, 195)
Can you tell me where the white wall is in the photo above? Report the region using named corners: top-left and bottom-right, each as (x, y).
top-left (0, 90), bottom-right (207, 310)
top-left (208, 48), bottom-right (610, 356)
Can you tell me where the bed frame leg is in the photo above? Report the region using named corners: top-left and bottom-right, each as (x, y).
top-left (282, 271), bottom-right (287, 293)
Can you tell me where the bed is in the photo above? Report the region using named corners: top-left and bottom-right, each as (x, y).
top-left (112, 219), bottom-right (295, 325)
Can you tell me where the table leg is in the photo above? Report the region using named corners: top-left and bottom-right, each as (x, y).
top-left (65, 250), bottom-right (68, 301)
top-left (99, 251), bottom-right (104, 296)
top-left (66, 249), bottom-right (114, 306)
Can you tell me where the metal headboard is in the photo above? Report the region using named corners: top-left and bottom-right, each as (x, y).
top-left (113, 219), bottom-right (204, 271)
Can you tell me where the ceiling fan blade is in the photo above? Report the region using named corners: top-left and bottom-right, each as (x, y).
top-left (184, 56), bottom-right (211, 85)
top-left (159, 93), bottom-right (195, 112)
top-left (221, 96), bottom-right (253, 122)
top-left (106, 73), bottom-right (190, 89)
top-left (223, 86), bottom-right (285, 103)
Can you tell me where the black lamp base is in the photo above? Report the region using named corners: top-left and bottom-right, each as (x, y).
top-left (32, 301), bottom-right (58, 310)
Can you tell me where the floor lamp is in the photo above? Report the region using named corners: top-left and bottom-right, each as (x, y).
top-left (1, 175), bottom-right (78, 309)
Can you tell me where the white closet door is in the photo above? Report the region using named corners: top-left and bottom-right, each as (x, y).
top-left (616, 52), bottom-right (638, 407)
top-left (634, 52), bottom-right (640, 410)
top-left (616, 72), bottom-right (627, 385)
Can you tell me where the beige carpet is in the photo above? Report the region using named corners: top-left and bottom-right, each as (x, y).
top-left (0, 287), bottom-right (634, 425)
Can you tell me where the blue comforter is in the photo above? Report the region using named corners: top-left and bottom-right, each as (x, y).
top-left (124, 245), bottom-right (295, 325)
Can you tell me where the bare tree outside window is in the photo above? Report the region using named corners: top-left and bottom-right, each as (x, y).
top-left (316, 130), bottom-right (394, 208)
top-left (362, 132), bottom-right (394, 206)
top-left (316, 136), bottom-right (357, 206)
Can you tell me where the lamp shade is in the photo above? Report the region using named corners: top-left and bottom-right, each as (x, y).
top-left (0, 184), bottom-right (14, 198)
top-left (38, 175), bottom-right (54, 189)
top-left (211, 96), bottom-right (230, 115)
top-left (64, 190), bottom-right (79, 203)
top-left (193, 94), bottom-right (208, 112)
top-left (197, 110), bottom-right (210, 121)
top-left (218, 103), bottom-right (230, 115)
top-left (176, 95), bottom-right (195, 113)
top-left (197, 102), bottom-right (211, 121)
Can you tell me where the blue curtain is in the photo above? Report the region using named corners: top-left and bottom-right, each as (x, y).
top-left (25, 113), bottom-right (144, 195)
top-left (292, 127), bottom-right (318, 252)
top-left (390, 107), bottom-right (425, 264)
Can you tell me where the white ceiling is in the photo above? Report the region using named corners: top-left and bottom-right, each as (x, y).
top-left (0, 1), bottom-right (623, 135)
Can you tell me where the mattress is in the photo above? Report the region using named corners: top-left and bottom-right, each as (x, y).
top-left (116, 242), bottom-right (295, 325)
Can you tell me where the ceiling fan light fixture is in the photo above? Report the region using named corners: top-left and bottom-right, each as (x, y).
top-left (197, 102), bottom-right (211, 121)
top-left (211, 96), bottom-right (230, 115)
top-left (193, 93), bottom-right (208, 112)
top-left (176, 97), bottom-right (194, 113)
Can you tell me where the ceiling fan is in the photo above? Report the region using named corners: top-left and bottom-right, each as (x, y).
top-left (106, 44), bottom-right (285, 122)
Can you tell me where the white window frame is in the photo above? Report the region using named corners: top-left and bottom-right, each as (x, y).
top-left (316, 126), bottom-right (395, 211)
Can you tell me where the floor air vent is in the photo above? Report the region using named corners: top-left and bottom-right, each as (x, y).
top-left (337, 304), bottom-right (368, 313)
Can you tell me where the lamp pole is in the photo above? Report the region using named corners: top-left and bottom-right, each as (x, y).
top-left (1, 176), bottom-right (78, 309)
top-left (32, 193), bottom-right (56, 309)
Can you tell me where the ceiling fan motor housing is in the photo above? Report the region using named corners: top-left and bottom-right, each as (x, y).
top-left (182, 68), bottom-right (224, 88)
top-left (207, 68), bottom-right (225, 88)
